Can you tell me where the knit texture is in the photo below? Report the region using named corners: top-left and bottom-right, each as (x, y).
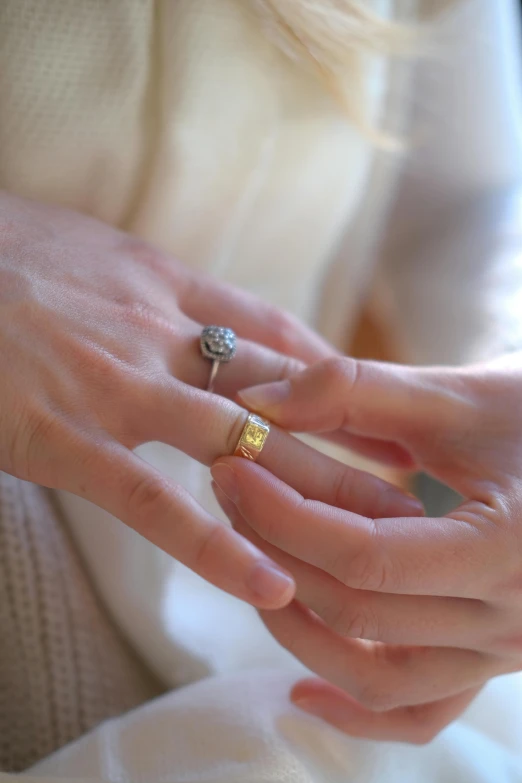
top-left (0, 471), bottom-right (164, 773)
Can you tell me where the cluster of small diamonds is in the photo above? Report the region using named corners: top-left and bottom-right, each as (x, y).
top-left (200, 326), bottom-right (237, 362)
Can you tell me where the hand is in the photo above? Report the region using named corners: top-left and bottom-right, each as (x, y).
top-left (0, 191), bottom-right (418, 611)
top-left (210, 353), bottom-right (522, 742)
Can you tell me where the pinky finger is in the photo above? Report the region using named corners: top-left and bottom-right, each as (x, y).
top-left (291, 680), bottom-right (481, 744)
top-left (68, 437), bottom-right (295, 609)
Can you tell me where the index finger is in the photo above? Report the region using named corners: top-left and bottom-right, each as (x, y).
top-left (211, 458), bottom-right (496, 599)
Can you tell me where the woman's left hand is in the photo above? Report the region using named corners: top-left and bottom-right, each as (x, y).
top-left (211, 353), bottom-right (522, 743)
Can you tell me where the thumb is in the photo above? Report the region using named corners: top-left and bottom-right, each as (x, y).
top-left (238, 357), bottom-right (468, 458)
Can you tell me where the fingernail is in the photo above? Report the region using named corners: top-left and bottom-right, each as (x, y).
top-left (210, 463), bottom-right (238, 503)
top-left (238, 380), bottom-right (291, 412)
top-left (247, 561), bottom-right (295, 605)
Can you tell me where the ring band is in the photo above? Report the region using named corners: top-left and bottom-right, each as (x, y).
top-left (200, 326), bottom-right (237, 393)
top-left (234, 413), bottom-right (271, 462)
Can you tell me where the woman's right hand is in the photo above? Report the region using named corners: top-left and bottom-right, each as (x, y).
top-left (0, 191), bottom-right (422, 608)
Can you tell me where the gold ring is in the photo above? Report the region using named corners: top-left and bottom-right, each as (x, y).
top-left (234, 413), bottom-right (270, 462)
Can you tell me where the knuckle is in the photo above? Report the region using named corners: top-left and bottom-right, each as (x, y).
top-left (327, 599), bottom-right (379, 641)
top-left (192, 522), bottom-right (227, 574)
top-left (355, 644), bottom-right (422, 711)
top-left (322, 357), bottom-right (357, 390)
top-left (356, 679), bottom-right (396, 712)
top-left (362, 556), bottom-right (395, 593)
top-left (423, 377), bottom-right (486, 453)
top-left (73, 340), bottom-right (151, 416)
top-left (265, 308), bottom-right (301, 355)
top-left (278, 353), bottom-right (305, 382)
top-left (377, 641), bottom-right (420, 673)
top-left (331, 523), bottom-right (393, 593)
top-left (330, 467), bottom-right (357, 510)
top-left (74, 339), bottom-right (125, 386)
top-left (24, 405), bottom-right (58, 450)
top-left (8, 401), bottom-right (61, 481)
top-left (328, 544), bottom-right (368, 589)
top-left (121, 237), bottom-right (172, 277)
top-left (126, 473), bottom-right (171, 521)
top-left (118, 299), bottom-right (175, 339)
top-left (341, 608), bottom-right (370, 639)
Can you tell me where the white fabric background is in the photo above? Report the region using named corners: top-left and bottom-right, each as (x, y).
top-left (4, 670), bottom-right (521, 782)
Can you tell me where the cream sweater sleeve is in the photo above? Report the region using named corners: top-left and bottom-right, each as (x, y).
top-left (378, 0), bottom-right (522, 365)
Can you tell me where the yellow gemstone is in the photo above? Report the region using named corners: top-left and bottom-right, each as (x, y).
top-left (243, 423), bottom-right (267, 449)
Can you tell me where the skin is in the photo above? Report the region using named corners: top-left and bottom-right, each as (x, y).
top-left (210, 353), bottom-right (522, 743)
top-left (0, 190), bottom-right (420, 613)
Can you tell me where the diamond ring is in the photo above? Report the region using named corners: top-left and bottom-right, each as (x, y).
top-left (200, 326), bottom-right (237, 392)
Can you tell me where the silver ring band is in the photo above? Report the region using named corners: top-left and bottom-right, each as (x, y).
top-left (200, 326), bottom-right (237, 393)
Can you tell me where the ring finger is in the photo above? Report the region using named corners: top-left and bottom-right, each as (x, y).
top-left (135, 377), bottom-right (422, 520)
top-left (168, 320), bottom-right (306, 398)
top-left (151, 323), bottom-right (420, 519)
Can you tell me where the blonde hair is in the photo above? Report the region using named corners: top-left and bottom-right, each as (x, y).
top-left (252, 0), bottom-right (453, 141)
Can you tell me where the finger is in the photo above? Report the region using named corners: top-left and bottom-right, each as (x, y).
top-left (210, 456), bottom-right (493, 598)
top-left (253, 429), bottom-right (423, 519)
top-left (167, 326), bottom-right (412, 467)
top-left (238, 358), bottom-right (480, 494)
top-left (218, 494), bottom-right (498, 715)
top-left (321, 431), bottom-right (417, 470)
top-left (260, 601), bottom-right (503, 710)
top-left (178, 271), bottom-right (336, 363)
top-left (135, 378), bottom-right (422, 519)
top-left (222, 493), bottom-right (490, 731)
top-left (173, 327), bottom-right (306, 400)
top-left (292, 572), bottom-right (491, 650)
top-left (291, 680), bottom-right (481, 744)
top-left (65, 437), bottom-right (295, 609)
top-left (129, 378), bottom-right (249, 464)
top-left (213, 487), bottom-right (493, 651)
top-left (216, 446), bottom-right (423, 521)
top-left (238, 357), bottom-right (460, 438)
